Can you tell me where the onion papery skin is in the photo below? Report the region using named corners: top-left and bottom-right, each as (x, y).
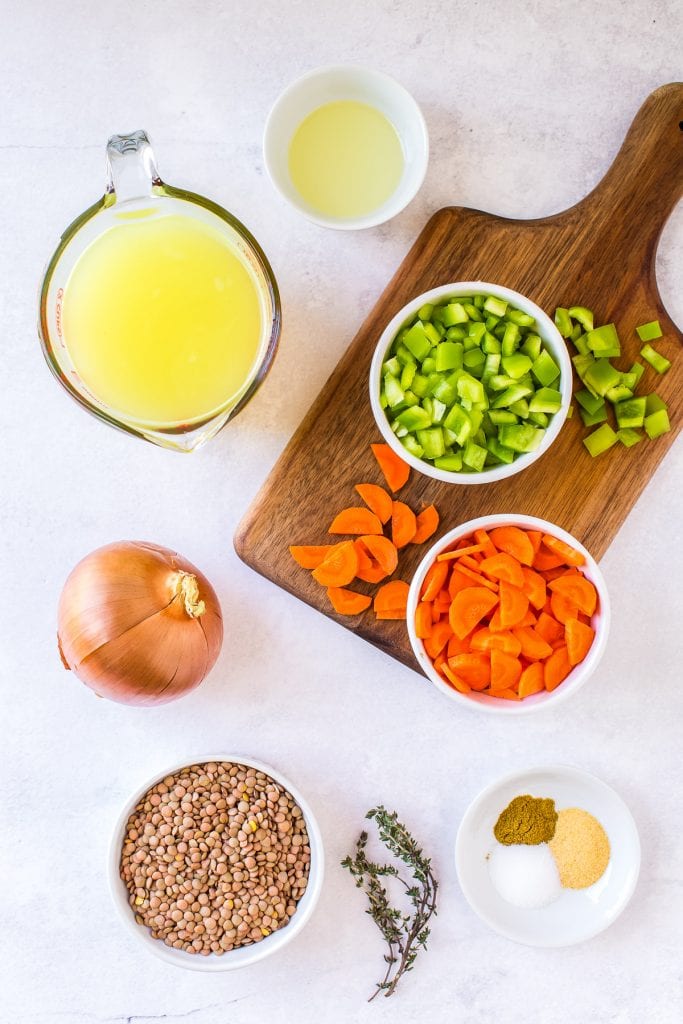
top-left (57, 541), bottom-right (223, 706)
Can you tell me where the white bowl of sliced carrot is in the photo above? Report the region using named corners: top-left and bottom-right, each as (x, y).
top-left (406, 514), bottom-right (610, 714)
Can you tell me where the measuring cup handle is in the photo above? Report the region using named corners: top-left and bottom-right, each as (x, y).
top-left (106, 130), bottom-right (163, 202)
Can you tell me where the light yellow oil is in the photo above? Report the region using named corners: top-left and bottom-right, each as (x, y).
top-left (288, 100), bottom-right (404, 219)
top-left (62, 212), bottom-right (264, 425)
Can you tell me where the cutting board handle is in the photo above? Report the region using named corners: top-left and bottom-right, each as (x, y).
top-left (581, 83), bottom-right (683, 253)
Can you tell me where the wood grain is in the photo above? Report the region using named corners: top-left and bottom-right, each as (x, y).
top-left (235, 83), bottom-right (683, 673)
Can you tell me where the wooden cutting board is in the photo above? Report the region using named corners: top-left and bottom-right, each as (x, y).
top-left (235, 83), bottom-right (683, 673)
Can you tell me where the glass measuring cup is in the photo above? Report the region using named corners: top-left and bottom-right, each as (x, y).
top-left (39, 131), bottom-right (281, 452)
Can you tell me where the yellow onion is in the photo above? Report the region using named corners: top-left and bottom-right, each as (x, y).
top-left (57, 541), bottom-right (223, 706)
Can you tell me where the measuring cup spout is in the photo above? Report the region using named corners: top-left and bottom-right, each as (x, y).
top-left (106, 130), bottom-right (162, 203)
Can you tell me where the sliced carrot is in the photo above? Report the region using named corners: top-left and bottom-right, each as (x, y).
top-left (512, 626), bottom-right (553, 661)
top-left (449, 587), bottom-right (499, 640)
top-left (479, 552), bottom-right (524, 588)
top-left (490, 649), bottom-right (523, 691)
top-left (424, 620), bottom-right (453, 659)
top-left (327, 587), bottom-right (372, 615)
top-left (548, 575), bottom-right (597, 617)
top-left (456, 554), bottom-right (481, 573)
top-left (374, 580), bottom-right (409, 615)
top-left (441, 662), bottom-right (471, 694)
top-left (412, 505), bottom-right (440, 544)
top-left (433, 651), bottom-right (446, 673)
top-left (533, 546), bottom-right (566, 571)
top-left (449, 653), bottom-right (491, 691)
top-left (447, 632), bottom-right (472, 658)
top-left (550, 590), bottom-right (581, 625)
top-left (489, 687), bottom-right (521, 701)
top-left (431, 604), bottom-right (441, 623)
top-left (498, 581), bottom-right (529, 629)
top-left (526, 530), bottom-right (543, 556)
top-left (521, 567), bottom-right (546, 611)
top-left (329, 507), bottom-right (383, 535)
top-left (376, 609), bottom-right (407, 620)
top-left (448, 567), bottom-right (473, 597)
top-left (435, 590), bottom-right (452, 613)
top-left (437, 543), bottom-right (485, 562)
top-left (474, 528), bottom-right (498, 558)
top-left (391, 501), bottom-right (417, 548)
top-left (360, 535), bottom-right (398, 579)
top-left (354, 483), bottom-right (393, 524)
top-left (541, 565), bottom-right (573, 582)
top-left (489, 526), bottom-right (535, 567)
top-left (289, 545), bottom-right (333, 569)
top-left (518, 662), bottom-right (545, 698)
top-left (542, 534), bottom-right (586, 567)
top-left (470, 628), bottom-right (522, 657)
top-left (311, 541), bottom-right (359, 587)
top-left (565, 618), bottom-right (595, 666)
top-left (370, 443), bottom-right (410, 493)
top-left (421, 561), bottom-right (449, 602)
top-left (414, 602), bottom-right (433, 639)
top-left (535, 611), bottom-right (564, 644)
top-left (516, 608), bottom-right (537, 627)
top-left (544, 645), bottom-right (573, 691)
top-left (457, 563), bottom-right (499, 591)
top-left (354, 541), bottom-right (385, 584)
top-left (487, 607), bottom-right (505, 632)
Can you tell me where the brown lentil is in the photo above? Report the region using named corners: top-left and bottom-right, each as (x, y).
top-left (120, 762), bottom-right (311, 955)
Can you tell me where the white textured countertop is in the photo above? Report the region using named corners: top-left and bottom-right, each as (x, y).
top-left (1, 2), bottom-right (682, 1022)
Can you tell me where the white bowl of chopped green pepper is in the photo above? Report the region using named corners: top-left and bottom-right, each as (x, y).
top-left (369, 282), bottom-right (572, 483)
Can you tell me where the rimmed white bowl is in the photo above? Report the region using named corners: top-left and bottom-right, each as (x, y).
top-left (406, 514), bottom-right (610, 715)
top-left (455, 765), bottom-right (641, 946)
top-left (108, 755), bottom-right (324, 971)
top-left (369, 281), bottom-right (572, 484)
top-left (263, 64), bottom-right (429, 229)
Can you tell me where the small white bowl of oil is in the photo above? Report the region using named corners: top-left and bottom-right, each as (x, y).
top-left (263, 65), bottom-right (429, 230)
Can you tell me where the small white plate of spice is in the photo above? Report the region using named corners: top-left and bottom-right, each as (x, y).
top-left (455, 765), bottom-right (640, 947)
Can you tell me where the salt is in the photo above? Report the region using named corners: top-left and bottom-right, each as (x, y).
top-left (488, 842), bottom-right (562, 909)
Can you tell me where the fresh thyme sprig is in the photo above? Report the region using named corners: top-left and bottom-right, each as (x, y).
top-left (341, 806), bottom-right (438, 1001)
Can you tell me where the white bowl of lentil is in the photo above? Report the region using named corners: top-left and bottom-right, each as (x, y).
top-left (108, 756), bottom-right (324, 971)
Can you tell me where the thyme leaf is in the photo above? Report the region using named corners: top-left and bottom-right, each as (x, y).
top-left (341, 806), bottom-right (438, 1001)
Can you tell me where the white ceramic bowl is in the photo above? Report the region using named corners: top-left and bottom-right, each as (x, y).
top-left (406, 514), bottom-right (610, 715)
top-left (369, 281), bottom-right (572, 484)
top-left (263, 64), bottom-right (428, 229)
top-left (108, 755), bottom-right (324, 971)
top-left (455, 765), bottom-right (641, 947)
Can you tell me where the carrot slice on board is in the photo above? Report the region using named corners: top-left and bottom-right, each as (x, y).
top-left (490, 649), bottom-right (523, 691)
top-left (391, 501), bottom-right (417, 548)
top-left (421, 561), bottom-right (449, 602)
top-left (535, 611), bottom-right (564, 644)
top-left (437, 543), bottom-right (485, 561)
top-left (376, 609), bottom-right (407, 620)
top-left (565, 618), bottom-right (596, 666)
top-left (479, 552), bottom-right (525, 588)
top-left (414, 602), bottom-right (434, 639)
top-left (489, 526), bottom-right (535, 567)
top-left (521, 567), bottom-right (546, 611)
top-left (354, 539), bottom-right (374, 573)
top-left (374, 580), bottom-right (410, 615)
top-left (441, 662), bottom-right (471, 694)
top-left (311, 541), bottom-right (359, 587)
top-left (327, 587), bottom-right (372, 615)
top-left (518, 662), bottom-right (545, 698)
top-left (473, 528), bottom-right (498, 558)
top-left (370, 443), bottom-right (410, 493)
top-left (449, 587), bottom-right (499, 640)
top-left (512, 626), bottom-right (553, 661)
top-left (550, 591), bottom-right (581, 625)
top-left (544, 645), bottom-right (573, 691)
top-left (498, 581), bottom-right (529, 629)
top-left (354, 483), bottom-right (393, 524)
top-left (329, 507), bottom-right (383, 535)
top-left (542, 534), bottom-right (586, 567)
top-left (424, 620), bottom-right (453, 659)
top-left (289, 545), bottom-right (333, 569)
top-left (470, 628), bottom-right (522, 657)
top-left (533, 546), bottom-right (566, 571)
top-left (360, 535), bottom-right (398, 578)
top-left (449, 653), bottom-right (491, 690)
top-left (412, 505), bottom-right (440, 544)
top-left (548, 575), bottom-right (597, 617)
